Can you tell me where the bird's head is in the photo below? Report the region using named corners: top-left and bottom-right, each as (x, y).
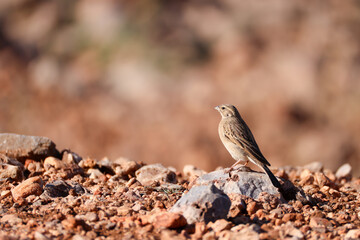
top-left (215, 104), bottom-right (240, 118)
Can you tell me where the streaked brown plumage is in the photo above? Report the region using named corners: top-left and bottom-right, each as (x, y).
top-left (215, 104), bottom-right (281, 188)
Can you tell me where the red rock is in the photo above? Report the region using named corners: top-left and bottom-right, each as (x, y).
top-left (208, 219), bottom-right (233, 233)
top-left (153, 212), bottom-right (187, 229)
top-left (314, 172), bottom-right (332, 187)
top-left (62, 216), bottom-right (90, 231)
top-left (299, 175), bottom-right (314, 186)
top-left (282, 213), bottom-right (296, 222)
top-left (11, 176), bottom-right (43, 202)
top-left (247, 201), bottom-right (261, 215)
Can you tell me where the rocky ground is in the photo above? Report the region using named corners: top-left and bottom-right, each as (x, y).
top-left (0, 133), bottom-right (360, 240)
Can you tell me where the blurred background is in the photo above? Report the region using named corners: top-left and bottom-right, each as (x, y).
top-left (0, 0), bottom-right (359, 175)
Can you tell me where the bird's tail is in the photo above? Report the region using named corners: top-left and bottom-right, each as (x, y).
top-left (262, 164), bottom-right (281, 188)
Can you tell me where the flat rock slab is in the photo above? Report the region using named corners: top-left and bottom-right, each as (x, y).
top-left (194, 167), bottom-right (281, 199)
top-left (0, 133), bottom-right (59, 161)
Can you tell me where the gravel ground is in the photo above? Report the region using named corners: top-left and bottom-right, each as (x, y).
top-left (0, 150), bottom-right (359, 240)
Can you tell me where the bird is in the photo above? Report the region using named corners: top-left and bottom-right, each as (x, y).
top-left (215, 104), bottom-right (281, 188)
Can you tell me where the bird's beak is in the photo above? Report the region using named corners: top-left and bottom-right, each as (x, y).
top-left (214, 106), bottom-right (220, 111)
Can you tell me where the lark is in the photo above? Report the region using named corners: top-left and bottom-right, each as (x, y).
top-left (215, 104), bottom-right (281, 188)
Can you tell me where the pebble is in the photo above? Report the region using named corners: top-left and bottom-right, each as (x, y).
top-left (247, 201), bottom-right (261, 215)
top-left (44, 157), bottom-right (65, 170)
top-left (345, 229), bottom-right (360, 240)
top-left (135, 164), bottom-right (177, 186)
top-left (1, 214), bottom-right (22, 224)
top-left (208, 219), bottom-right (233, 233)
top-left (114, 157), bottom-right (141, 176)
top-left (309, 217), bottom-right (333, 228)
top-left (0, 163), bottom-right (24, 181)
top-left (11, 176), bottom-right (43, 202)
top-left (335, 163), bottom-right (352, 180)
top-left (153, 212), bottom-right (187, 228)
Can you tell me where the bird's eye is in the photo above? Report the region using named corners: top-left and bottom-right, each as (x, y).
top-left (221, 107), bottom-right (225, 110)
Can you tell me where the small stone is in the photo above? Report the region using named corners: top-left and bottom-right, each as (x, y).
top-left (300, 169), bottom-right (312, 179)
top-left (281, 222), bottom-right (304, 239)
top-left (309, 217), bottom-right (332, 228)
top-left (62, 216), bottom-right (90, 231)
top-left (11, 176), bottom-right (43, 202)
top-left (314, 172), bottom-right (332, 187)
top-left (135, 164), bottom-right (177, 186)
top-left (228, 194), bottom-right (246, 218)
top-left (34, 231), bottom-right (50, 240)
top-left (0, 190), bottom-right (11, 199)
top-left (282, 213), bottom-right (297, 222)
top-left (0, 154), bottom-right (24, 181)
top-left (209, 219), bottom-right (233, 233)
top-left (153, 212), bottom-right (187, 229)
top-left (345, 229), bottom-right (360, 240)
top-left (0, 163), bottom-right (23, 181)
top-left (117, 206), bottom-right (132, 216)
top-left (44, 157), bottom-right (65, 170)
top-left (1, 214), bottom-right (22, 224)
top-left (61, 150), bottom-right (82, 165)
top-left (78, 158), bottom-right (97, 168)
top-left (26, 161), bottom-right (42, 172)
top-left (114, 157), bottom-right (141, 176)
top-left (235, 224), bottom-right (260, 240)
top-left (299, 175), bottom-right (314, 186)
top-left (300, 225), bottom-right (311, 233)
top-left (43, 180), bottom-right (85, 198)
top-left (88, 168), bottom-right (106, 180)
top-left (269, 209), bottom-right (284, 219)
top-left (335, 163), bottom-right (352, 180)
top-left (132, 202), bottom-right (143, 212)
top-left (247, 201), bottom-right (261, 215)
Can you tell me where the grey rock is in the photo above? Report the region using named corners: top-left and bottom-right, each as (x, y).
top-left (0, 133), bottom-right (59, 162)
top-left (135, 164), bottom-right (176, 186)
top-left (190, 167), bottom-right (313, 205)
top-left (43, 180), bottom-right (86, 198)
top-left (194, 167), bottom-right (280, 199)
top-left (335, 163), bottom-right (352, 180)
top-left (170, 184), bottom-right (231, 224)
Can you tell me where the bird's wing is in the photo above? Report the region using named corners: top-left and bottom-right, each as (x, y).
top-left (223, 119), bottom-right (271, 166)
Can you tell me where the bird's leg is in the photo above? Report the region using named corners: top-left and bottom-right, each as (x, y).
top-left (225, 159), bottom-right (244, 173)
top-left (226, 159), bottom-right (249, 174)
